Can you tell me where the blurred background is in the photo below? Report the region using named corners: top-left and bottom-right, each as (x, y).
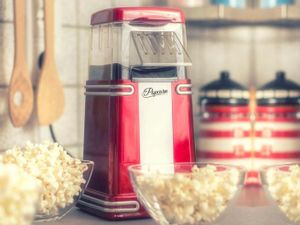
top-left (0, 0), bottom-right (300, 158)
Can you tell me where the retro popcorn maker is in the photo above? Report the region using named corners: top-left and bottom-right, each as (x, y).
top-left (77, 7), bottom-right (195, 220)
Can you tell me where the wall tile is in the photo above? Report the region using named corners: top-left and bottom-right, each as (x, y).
top-left (112, 0), bottom-right (164, 6)
top-left (0, 89), bottom-right (38, 151)
top-left (187, 27), bottom-right (252, 89)
top-left (223, 42), bottom-right (252, 86)
top-left (0, 0), bottom-right (13, 22)
top-left (61, 0), bottom-right (78, 26)
top-left (37, 126), bottom-right (54, 143)
top-left (78, 28), bottom-right (89, 85)
top-left (0, 22), bottom-right (14, 85)
top-left (187, 26), bottom-right (252, 131)
top-left (280, 38), bottom-right (300, 83)
top-left (253, 27), bottom-right (300, 86)
top-left (78, 0), bottom-right (111, 26)
top-left (78, 29), bottom-right (87, 150)
top-left (188, 25), bottom-right (300, 146)
top-left (111, 0), bottom-right (141, 7)
top-left (65, 146), bottom-right (82, 159)
top-left (38, 87), bottom-right (79, 146)
top-left (56, 27), bottom-right (79, 85)
top-left (30, 0), bottom-right (74, 85)
top-left (78, 86), bottom-right (85, 147)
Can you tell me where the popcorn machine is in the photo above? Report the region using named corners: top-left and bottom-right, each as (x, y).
top-left (78, 7), bottom-right (195, 220)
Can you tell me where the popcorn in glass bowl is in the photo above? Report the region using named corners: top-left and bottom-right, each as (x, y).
top-left (128, 162), bottom-right (245, 225)
top-left (0, 142), bottom-right (94, 222)
top-left (261, 163), bottom-right (300, 224)
top-left (0, 163), bottom-right (40, 225)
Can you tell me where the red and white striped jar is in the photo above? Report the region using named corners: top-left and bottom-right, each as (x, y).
top-left (197, 71), bottom-right (251, 169)
top-left (254, 71), bottom-right (300, 169)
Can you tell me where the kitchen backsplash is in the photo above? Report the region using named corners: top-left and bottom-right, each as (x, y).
top-left (0, 0), bottom-right (300, 158)
top-left (0, 0), bottom-right (115, 157)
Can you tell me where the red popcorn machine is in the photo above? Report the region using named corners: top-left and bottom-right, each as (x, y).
top-left (254, 71), bottom-right (300, 169)
top-left (77, 7), bottom-right (195, 220)
top-left (197, 71), bottom-right (251, 169)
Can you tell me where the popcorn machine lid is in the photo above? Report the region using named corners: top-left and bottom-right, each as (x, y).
top-left (256, 71), bottom-right (300, 105)
top-left (88, 7), bottom-right (191, 81)
top-left (91, 7), bottom-right (185, 25)
top-left (199, 71), bottom-right (249, 106)
top-left (130, 31), bottom-right (192, 67)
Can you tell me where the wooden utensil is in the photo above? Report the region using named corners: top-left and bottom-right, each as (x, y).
top-left (8, 0), bottom-right (34, 127)
top-left (37, 0), bottom-right (64, 125)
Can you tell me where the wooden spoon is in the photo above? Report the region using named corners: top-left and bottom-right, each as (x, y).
top-left (8, 0), bottom-right (34, 127)
top-left (37, 0), bottom-right (64, 125)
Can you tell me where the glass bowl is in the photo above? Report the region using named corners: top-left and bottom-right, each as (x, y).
top-left (261, 163), bottom-right (300, 225)
top-left (128, 162), bottom-right (245, 225)
top-left (34, 160), bottom-right (94, 222)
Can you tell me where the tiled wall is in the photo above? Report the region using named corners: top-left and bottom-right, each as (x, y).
top-left (187, 25), bottom-right (300, 124)
top-left (0, 0), bottom-right (114, 157)
top-left (0, 0), bottom-right (300, 157)
top-left (0, 0), bottom-right (155, 157)
top-left (187, 25), bottom-right (300, 87)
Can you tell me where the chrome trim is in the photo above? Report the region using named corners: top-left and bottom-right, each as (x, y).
top-left (78, 194), bottom-right (140, 213)
top-left (176, 84), bottom-right (192, 95)
top-left (132, 77), bottom-right (178, 82)
top-left (85, 84), bottom-right (134, 96)
top-left (78, 200), bottom-right (140, 213)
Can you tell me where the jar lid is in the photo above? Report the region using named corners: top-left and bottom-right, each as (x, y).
top-left (256, 71), bottom-right (300, 105)
top-left (199, 71), bottom-right (249, 106)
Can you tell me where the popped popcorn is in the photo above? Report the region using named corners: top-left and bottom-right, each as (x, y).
top-left (0, 163), bottom-right (40, 225)
top-left (0, 142), bottom-right (88, 216)
top-left (266, 165), bottom-right (300, 222)
top-left (136, 165), bottom-right (239, 224)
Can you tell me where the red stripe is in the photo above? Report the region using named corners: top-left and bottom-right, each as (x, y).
top-left (197, 151), bottom-right (252, 159)
top-left (118, 81), bottom-right (140, 194)
top-left (172, 80), bottom-right (195, 162)
top-left (254, 151), bottom-right (300, 159)
top-left (245, 170), bottom-right (261, 186)
top-left (199, 130), bottom-right (251, 138)
top-left (203, 106), bottom-right (250, 113)
top-left (255, 130), bottom-right (300, 138)
top-left (257, 106), bottom-right (299, 113)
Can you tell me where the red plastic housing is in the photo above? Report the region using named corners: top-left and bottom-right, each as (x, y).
top-left (91, 7), bottom-right (185, 25)
top-left (78, 79), bottom-right (195, 220)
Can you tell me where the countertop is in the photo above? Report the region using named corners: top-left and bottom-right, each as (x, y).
top-left (34, 187), bottom-right (287, 225)
top-left (34, 205), bottom-right (287, 225)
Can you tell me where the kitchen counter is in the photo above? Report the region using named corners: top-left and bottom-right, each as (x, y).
top-left (34, 187), bottom-right (286, 225)
top-left (34, 205), bottom-right (286, 225)
top-left (34, 209), bottom-right (155, 225)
